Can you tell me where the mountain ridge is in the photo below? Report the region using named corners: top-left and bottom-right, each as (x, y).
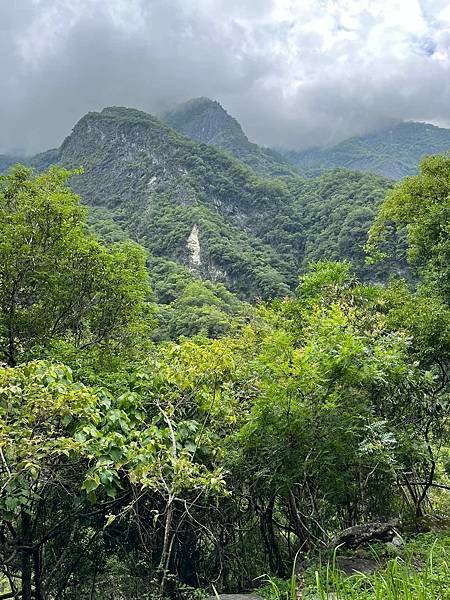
top-left (36, 105), bottom-right (302, 298)
top-left (1, 104), bottom-right (407, 307)
top-left (283, 121), bottom-right (450, 179)
top-left (4, 100), bottom-right (449, 182)
top-left (163, 97), bottom-right (450, 179)
top-left (163, 97), bottom-right (297, 177)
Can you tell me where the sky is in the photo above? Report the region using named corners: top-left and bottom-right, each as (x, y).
top-left (1, 0), bottom-right (449, 154)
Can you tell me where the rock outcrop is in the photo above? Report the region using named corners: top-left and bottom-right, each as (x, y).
top-left (330, 520), bottom-right (401, 549)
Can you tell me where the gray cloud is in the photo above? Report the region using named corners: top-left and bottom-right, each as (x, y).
top-left (1, 0), bottom-right (449, 154)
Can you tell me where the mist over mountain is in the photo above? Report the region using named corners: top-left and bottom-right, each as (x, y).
top-left (1, 1), bottom-right (449, 155)
top-left (0, 155), bottom-right (20, 173)
top-left (5, 96), bottom-right (449, 182)
top-left (283, 121), bottom-right (450, 179)
top-left (164, 97), bottom-right (296, 177)
top-left (161, 97), bottom-right (450, 180)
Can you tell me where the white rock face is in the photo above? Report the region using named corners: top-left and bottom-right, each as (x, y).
top-left (187, 224), bottom-right (201, 266)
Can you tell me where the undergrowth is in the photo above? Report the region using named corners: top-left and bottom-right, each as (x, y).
top-left (258, 532), bottom-right (449, 599)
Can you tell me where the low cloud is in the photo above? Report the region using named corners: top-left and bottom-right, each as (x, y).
top-left (1, 0), bottom-right (449, 154)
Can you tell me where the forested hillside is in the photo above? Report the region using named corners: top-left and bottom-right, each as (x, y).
top-left (33, 107), bottom-right (302, 298)
top-left (26, 107), bottom-right (399, 302)
top-left (2, 104), bottom-right (447, 317)
top-left (0, 156), bottom-right (449, 599)
top-left (3, 102), bottom-right (444, 350)
top-left (0, 105), bottom-right (417, 341)
top-left (284, 121), bottom-right (450, 179)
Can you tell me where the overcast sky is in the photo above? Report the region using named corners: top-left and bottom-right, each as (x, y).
top-left (1, 0), bottom-right (449, 154)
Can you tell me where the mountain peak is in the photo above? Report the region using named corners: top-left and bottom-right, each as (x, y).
top-left (168, 96), bottom-right (226, 113)
top-left (164, 98), bottom-right (296, 177)
top-left (164, 97), bottom-right (248, 148)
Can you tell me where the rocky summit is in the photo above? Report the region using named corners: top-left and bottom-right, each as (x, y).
top-left (164, 97), bottom-right (296, 177)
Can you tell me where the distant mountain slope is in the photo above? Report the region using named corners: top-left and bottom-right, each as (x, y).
top-left (284, 122), bottom-right (450, 179)
top-left (32, 106), bottom-right (305, 299)
top-left (3, 106), bottom-right (400, 303)
top-left (288, 169), bottom-right (407, 281)
top-left (164, 97), bottom-right (297, 177)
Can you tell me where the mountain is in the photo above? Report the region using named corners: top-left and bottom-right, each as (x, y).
top-left (164, 100), bottom-right (449, 179)
top-left (3, 106), bottom-right (401, 313)
top-left (163, 97), bottom-right (297, 177)
top-left (283, 121), bottom-right (450, 179)
top-left (33, 106), bottom-right (304, 299)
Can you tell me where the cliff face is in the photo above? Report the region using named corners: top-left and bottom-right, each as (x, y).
top-left (164, 97), bottom-right (247, 149)
top-left (32, 106), bottom-right (301, 299)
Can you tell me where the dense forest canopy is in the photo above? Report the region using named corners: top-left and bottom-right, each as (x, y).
top-left (0, 153), bottom-right (449, 599)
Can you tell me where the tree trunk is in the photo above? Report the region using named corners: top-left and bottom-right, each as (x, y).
top-left (416, 421), bottom-right (436, 518)
top-left (33, 546), bottom-right (45, 600)
top-left (288, 491), bottom-right (310, 552)
top-left (158, 496), bottom-right (174, 595)
top-left (261, 497), bottom-right (285, 576)
top-left (20, 511), bottom-right (32, 600)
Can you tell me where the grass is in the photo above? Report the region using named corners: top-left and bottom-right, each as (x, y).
top-left (314, 548), bottom-right (448, 599)
top-left (259, 533), bottom-right (450, 599)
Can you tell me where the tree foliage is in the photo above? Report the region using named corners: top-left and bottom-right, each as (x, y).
top-left (0, 160), bottom-right (448, 599)
top-left (0, 165), bottom-right (154, 365)
top-left (367, 154), bottom-right (450, 301)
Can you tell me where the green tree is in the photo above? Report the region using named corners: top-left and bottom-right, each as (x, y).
top-left (222, 263), bottom-right (443, 576)
top-left (0, 358), bottom-right (227, 598)
top-left (366, 156), bottom-right (450, 515)
top-left (0, 361), bottom-right (107, 599)
top-left (367, 154), bottom-right (450, 300)
top-left (0, 165), bottom-right (153, 366)
top-left (153, 280), bottom-right (247, 340)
